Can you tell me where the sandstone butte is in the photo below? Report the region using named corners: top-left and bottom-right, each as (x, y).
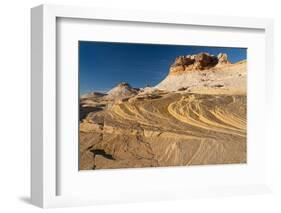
top-left (79, 52), bottom-right (247, 170)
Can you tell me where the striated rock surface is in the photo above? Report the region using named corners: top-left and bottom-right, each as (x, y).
top-left (80, 93), bottom-right (246, 170)
top-left (79, 52), bottom-right (247, 170)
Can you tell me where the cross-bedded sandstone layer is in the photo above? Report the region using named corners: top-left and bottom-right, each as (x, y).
top-left (79, 53), bottom-right (247, 170)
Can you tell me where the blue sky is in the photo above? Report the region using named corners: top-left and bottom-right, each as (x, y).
top-left (79, 41), bottom-right (246, 94)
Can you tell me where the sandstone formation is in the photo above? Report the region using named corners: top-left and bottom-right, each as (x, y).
top-left (217, 53), bottom-right (230, 65)
top-left (157, 53), bottom-right (246, 93)
top-left (169, 52), bottom-right (230, 75)
top-left (105, 82), bottom-right (139, 100)
top-left (79, 52), bottom-right (247, 170)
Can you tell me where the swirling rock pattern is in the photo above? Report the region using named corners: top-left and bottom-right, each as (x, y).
top-left (80, 92), bottom-right (246, 170)
top-left (79, 53), bottom-right (247, 170)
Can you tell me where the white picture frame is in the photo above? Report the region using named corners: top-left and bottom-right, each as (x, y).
top-left (31, 4), bottom-right (274, 208)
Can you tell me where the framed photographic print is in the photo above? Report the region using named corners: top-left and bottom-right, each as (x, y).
top-left (31, 4), bottom-right (274, 208)
top-left (79, 41), bottom-right (248, 170)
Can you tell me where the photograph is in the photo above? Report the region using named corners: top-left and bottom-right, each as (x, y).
top-left (79, 41), bottom-right (247, 170)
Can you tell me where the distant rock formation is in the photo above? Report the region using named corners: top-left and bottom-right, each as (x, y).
top-left (105, 82), bottom-right (139, 100)
top-left (81, 53), bottom-right (245, 99)
top-left (169, 52), bottom-right (231, 75)
top-left (157, 52), bottom-right (246, 93)
top-left (80, 92), bottom-right (106, 99)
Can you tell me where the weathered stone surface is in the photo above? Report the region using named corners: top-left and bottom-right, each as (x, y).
top-left (193, 53), bottom-right (218, 70)
top-left (169, 52), bottom-right (230, 74)
top-left (105, 82), bottom-right (138, 100)
top-left (217, 53), bottom-right (230, 65)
